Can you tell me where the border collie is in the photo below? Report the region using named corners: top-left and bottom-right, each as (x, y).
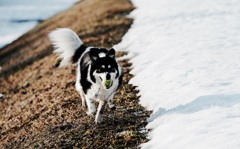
top-left (49, 28), bottom-right (122, 123)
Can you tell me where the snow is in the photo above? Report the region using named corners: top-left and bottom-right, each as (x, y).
top-left (115, 0), bottom-right (240, 148)
top-left (0, 0), bottom-right (78, 48)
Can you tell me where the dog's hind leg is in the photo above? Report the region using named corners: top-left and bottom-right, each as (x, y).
top-left (75, 80), bottom-right (86, 108)
top-left (85, 97), bottom-right (96, 115)
top-left (80, 90), bottom-right (86, 108)
top-left (76, 89), bottom-right (86, 108)
top-left (80, 92), bottom-right (86, 108)
top-left (95, 100), bottom-right (107, 123)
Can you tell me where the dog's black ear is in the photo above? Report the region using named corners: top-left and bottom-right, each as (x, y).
top-left (90, 51), bottom-right (99, 61)
top-left (108, 48), bottom-right (115, 58)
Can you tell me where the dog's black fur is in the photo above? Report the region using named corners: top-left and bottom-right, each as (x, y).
top-left (49, 28), bottom-right (123, 123)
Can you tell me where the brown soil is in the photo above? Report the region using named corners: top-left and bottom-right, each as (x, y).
top-left (0, 0), bottom-right (150, 148)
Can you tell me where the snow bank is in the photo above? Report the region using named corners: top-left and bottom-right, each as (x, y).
top-left (115, 0), bottom-right (240, 148)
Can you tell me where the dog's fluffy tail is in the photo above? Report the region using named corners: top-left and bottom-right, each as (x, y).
top-left (49, 28), bottom-right (86, 67)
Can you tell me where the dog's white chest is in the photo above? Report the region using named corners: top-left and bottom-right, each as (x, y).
top-left (87, 82), bottom-right (117, 101)
top-left (95, 89), bottom-right (108, 99)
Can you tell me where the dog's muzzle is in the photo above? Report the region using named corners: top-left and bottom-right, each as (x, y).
top-left (104, 80), bottom-right (113, 89)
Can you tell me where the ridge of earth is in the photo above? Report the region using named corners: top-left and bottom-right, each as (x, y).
top-left (0, 0), bottom-right (150, 148)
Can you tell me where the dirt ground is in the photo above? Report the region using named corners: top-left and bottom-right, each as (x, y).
top-left (0, 0), bottom-right (150, 148)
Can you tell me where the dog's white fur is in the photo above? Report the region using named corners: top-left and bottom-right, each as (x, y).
top-left (49, 28), bottom-right (83, 67)
top-left (49, 28), bottom-right (122, 123)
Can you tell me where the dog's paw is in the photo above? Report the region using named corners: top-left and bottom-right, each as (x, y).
top-left (86, 110), bottom-right (96, 115)
top-left (109, 104), bottom-right (116, 110)
top-left (82, 103), bottom-right (86, 108)
top-left (95, 114), bottom-right (103, 123)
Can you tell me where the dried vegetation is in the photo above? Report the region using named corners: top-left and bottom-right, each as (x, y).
top-left (0, 0), bottom-right (150, 148)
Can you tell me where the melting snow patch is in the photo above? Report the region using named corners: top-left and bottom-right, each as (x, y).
top-left (116, 131), bottom-right (127, 135)
top-left (138, 128), bottom-right (148, 134)
top-left (0, 94), bottom-right (4, 98)
top-left (133, 111), bottom-right (143, 116)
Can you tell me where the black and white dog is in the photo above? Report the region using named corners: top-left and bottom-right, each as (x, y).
top-left (49, 28), bottom-right (122, 123)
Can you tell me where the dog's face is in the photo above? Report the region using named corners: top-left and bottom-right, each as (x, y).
top-left (91, 49), bottom-right (119, 89)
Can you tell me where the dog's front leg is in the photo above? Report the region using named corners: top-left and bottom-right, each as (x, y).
top-left (85, 97), bottom-right (96, 115)
top-left (95, 100), bottom-right (106, 123)
top-left (108, 93), bottom-right (116, 110)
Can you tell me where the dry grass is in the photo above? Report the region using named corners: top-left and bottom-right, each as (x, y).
top-left (0, 0), bottom-right (150, 148)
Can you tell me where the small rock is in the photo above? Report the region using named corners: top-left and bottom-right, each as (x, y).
top-left (53, 58), bottom-right (62, 68)
top-left (23, 81), bottom-right (30, 88)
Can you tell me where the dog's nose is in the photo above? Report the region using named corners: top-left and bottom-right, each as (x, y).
top-left (106, 73), bottom-right (111, 80)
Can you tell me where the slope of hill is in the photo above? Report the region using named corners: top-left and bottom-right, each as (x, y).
top-left (0, 0), bottom-right (150, 148)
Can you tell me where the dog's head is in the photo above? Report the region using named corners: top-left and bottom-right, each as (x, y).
top-left (90, 48), bottom-right (119, 89)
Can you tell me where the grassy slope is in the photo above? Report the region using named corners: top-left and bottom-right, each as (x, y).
top-left (0, 0), bottom-right (150, 148)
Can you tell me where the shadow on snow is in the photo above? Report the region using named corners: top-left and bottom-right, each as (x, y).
top-left (148, 93), bottom-right (240, 122)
